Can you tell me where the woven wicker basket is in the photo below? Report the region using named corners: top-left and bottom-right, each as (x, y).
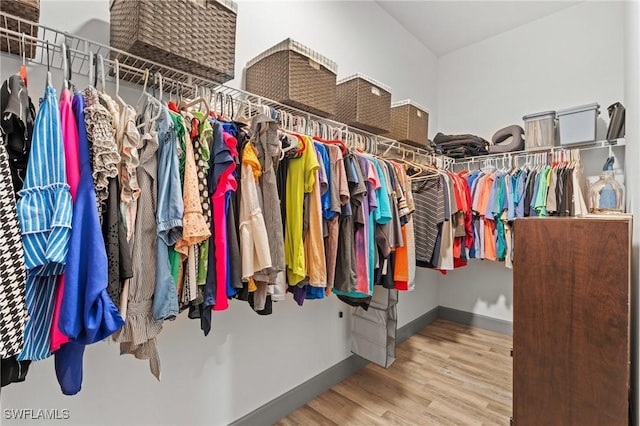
top-left (335, 74), bottom-right (391, 134)
top-left (0, 0), bottom-right (40, 59)
top-left (384, 100), bottom-right (430, 148)
top-left (110, 0), bottom-right (237, 83)
top-left (245, 39), bottom-right (337, 118)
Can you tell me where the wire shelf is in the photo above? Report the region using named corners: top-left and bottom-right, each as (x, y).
top-left (456, 138), bottom-right (626, 168)
top-left (0, 11), bottom-right (446, 162)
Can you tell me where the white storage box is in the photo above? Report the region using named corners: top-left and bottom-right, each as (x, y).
top-left (523, 110), bottom-right (557, 151)
top-left (557, 103), bottom-right (600, 145)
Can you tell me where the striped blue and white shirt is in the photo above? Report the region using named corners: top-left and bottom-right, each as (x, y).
top-left (16, 84), bottom-right (72, 361)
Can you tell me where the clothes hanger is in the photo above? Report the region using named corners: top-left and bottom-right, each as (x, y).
top-left (279, 131), bottom-right (299, 160)
top-left (360, 135), bottom-right (366, 152)
top-left (214, 92), bottom-right (229, 121)
top-left (19, 32), bottom-right (28, 87)
top-left (137, 71), bottom-right (164, 129)
top-left (411, 152), bottom-right (442, 179)
top-left (278, 109), bottom-right (288, 129)
top-left (360, 135), bottom-right (367, 153)
top-left (280, 127), bottom-right (307, 154)
top-left (114, 58), bottom-right (128, 110)
top-left (345, 131), bottom-right (355, 150)
top-left (178, 92), bottom-right (211, 118)
top-left (136, 69), bottom-right (150, 110)
top-left (366, 136), bottom-right (373, 154)
top-left (406, 150), bottom-right (425, 175)
top-left (135, 70), bottom-right (163, 130)
top-left (237, 98), bottom-right (252, 123)
top-left (167, 81), bottom-right (180, 111)
top-left (60, 42), bottom-right (69, 91)
top-left (178, 82), bottom-right (185, 105)
top-left (393, 149), bottom-right (437, 181)
top-left (507, 153), bottom-right (518, 174)
top-left (64, 41), bottom-right (77, 92)
top-left (314, 136), bottom-right (347, 156)
top-left (481, 158), bottom-right (496, 173)
top-left (284, 111), bottom-right (294, 132)
top-left (169, 81), bottom-right (178, 105)
top-left (225, 94), bottom-right (236, 121)
top-left (45, 41), bottom-right (52, 87)
top-left (97, 54), bottom-right (106, 92)
top-left (208, 90), bottom-right (223, 120)
top-left (289, 114), bottom-right (301, 133)
top-left (88, 51), bottom-right (95, 88)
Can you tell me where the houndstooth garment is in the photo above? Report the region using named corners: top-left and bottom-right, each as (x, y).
top-left (0, 143), bottom-right (28, 358)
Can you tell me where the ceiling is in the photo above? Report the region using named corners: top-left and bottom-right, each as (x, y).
top-left (377, 1), bottom-right (582, 56)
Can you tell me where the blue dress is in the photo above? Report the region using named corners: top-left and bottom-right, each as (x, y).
top-left (55, 92), bottom-right (124, 395)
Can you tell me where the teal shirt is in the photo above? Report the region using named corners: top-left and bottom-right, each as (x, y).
top-left (371, 159), bottom-right (392, 292)
top-left (534, 166), bottom-right (551, 216)
top-left (492, 173), bottom-right (507, 261)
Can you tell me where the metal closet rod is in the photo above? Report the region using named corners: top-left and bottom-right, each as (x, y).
top-left (0, 11), bottom-right (448, 163)
top-left (457, 138), bottom-right (625, 170)
top-left (377, 140), bottom-right (453, 169)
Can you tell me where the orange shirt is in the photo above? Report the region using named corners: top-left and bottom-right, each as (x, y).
top-left (394, 225), bottom-right (409, 290)
top-left (304, 142), bottom-right (327, 287)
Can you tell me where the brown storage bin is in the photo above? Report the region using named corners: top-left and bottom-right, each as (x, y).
top-left (110, 0), bottom-right (237, 83)
top-left (0, 0), bottom-right (40, 59)
top-left (246, 38), bottom-right (337, 118)
top-left (336, 74), bottom-right (391, 134)
top-left (385, 100), bottom-right (430, 148)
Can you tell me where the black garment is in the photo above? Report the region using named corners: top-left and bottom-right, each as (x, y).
top-left (433, 132), bottom-right (489, 158)
top-left (277, 155), bottom-right (290, 236)
top-left (103, 177), bottom-right (133, 307)
top-left (0, 75), bottom-right (34, 388)
top-left (337, 295), bottom-right (371, 310)
top-left (376, 250), bottom-right (396, 289)
top-left (412, 176), bottom-right (445, 267)
top-left (226, 125), bottom-right (246, 298)
top-left (523, 170), bottom-right (537, 217)
top-left (566, 167), bottom-right (575, 217)
top-left (334, 153), bottom-right (365, 295)
top-left (1, 357), bottom-right (30, 387)
top-left (200, 120), bottom-right (227, 336)
top-left (0, 75), bottom-right (35, 193)
top-left (555, 167), bottom-right (564, 217)
top-left (227, 193), bottom-right (242, 291)
top-left (248, 294), bottom-right (273, 316)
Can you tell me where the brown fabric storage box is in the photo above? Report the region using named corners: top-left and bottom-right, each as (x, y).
top-left (245, 38), bottom-right (337, 118)
top-left (0, 0), bottom-right (40, 59)
top-left (385, 100), bottom-right (430, 148)
top-left (110, 0), bottom-right (237, 83)
top-left (336, 74), bottom-right (391, 134)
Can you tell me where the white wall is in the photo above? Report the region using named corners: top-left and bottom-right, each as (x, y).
top-left (0, 1), bottom-right (440, 425)
top-left (435, 1), bottom-right (626, 321)
top-left (232, 0), bottom-right (440, 137)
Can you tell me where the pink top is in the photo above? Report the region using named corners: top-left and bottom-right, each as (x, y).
top-left (212, 131), bottom-right (238, 311)
top-left (356, 160), bottom-right (381, 295)
top-left (61, 89), bottom-right (81, 199)
top-left (50, 89), bottom-right (81, 352)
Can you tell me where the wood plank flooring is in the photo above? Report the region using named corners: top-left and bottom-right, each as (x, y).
top-left (275, 319), bottom-right (513, 426)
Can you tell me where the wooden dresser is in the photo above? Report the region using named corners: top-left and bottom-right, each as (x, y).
top-left (513, 217), bottom-right (631, 425)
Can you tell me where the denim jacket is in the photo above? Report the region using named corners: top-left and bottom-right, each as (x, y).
top-left (152, 108), bottom-right (181, 321)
